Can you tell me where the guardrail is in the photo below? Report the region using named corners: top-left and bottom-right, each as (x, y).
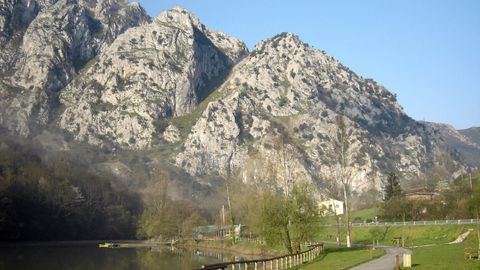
top-left (320, 218), bottom-right (480, 227)
top-left (194, 243), bottom-right (324, 270)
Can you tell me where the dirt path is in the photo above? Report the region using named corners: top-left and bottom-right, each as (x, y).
top-left (350, 246), bottom-right (411, 270)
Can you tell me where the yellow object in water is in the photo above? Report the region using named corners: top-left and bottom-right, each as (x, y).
top-left (99, 243), bottom-right (128, 248)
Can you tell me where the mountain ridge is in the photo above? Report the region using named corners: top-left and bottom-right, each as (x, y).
top-left (0, 4), bottom-right (475, 196)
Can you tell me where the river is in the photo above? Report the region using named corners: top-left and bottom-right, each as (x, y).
top-left (0, 244), bottom-right (256, 270)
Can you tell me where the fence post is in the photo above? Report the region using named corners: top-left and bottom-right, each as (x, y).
top-left (231, 263), bottom-right (235, 270)
top-left (255, 262), bottom-right (258, 270)
top-left (245, 262), bottom-right (248, 270)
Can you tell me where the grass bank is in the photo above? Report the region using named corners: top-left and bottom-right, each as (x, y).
top-left (405, 234), bottom-right (480, 270)
top-left (317, 224), bottom-right (476, 246)
top-left (292, 245), bottom-right (384, 270)
top-left (184, 240), bottom-right (284, 257)
top-left (316, 221), bottom-right (480, 269)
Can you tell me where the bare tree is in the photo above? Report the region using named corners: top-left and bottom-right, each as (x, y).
top-left (320, 173), bottom-right (343, 246)
top-left (225, 180), bottom-right (236, 244)
top-left (334, 115), bottom-right (355, 248)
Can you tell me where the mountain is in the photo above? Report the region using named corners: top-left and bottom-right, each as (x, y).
top-left (59, 5), bottom-right (247, 149)
top-left (424, 123), bottom-right (480, 167)
top-left (459, 127), bottom-right (480, 146)
top-left (174, 32), bottom-right (462, 193)
top-left (0, 0), bottom-right (149, 136)
top-left (0, 4), bottom-right (471, 196)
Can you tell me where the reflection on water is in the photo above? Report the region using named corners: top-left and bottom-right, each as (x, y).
top-left (0, 245), bottom-right (252, 270)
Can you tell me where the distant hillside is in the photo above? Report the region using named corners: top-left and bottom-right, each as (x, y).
top-left (459, 127), bottom-right (480, 146)
top-left (423, 123), bottom-right (480, 167)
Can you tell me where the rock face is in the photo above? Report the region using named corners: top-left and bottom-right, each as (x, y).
top-left (424, 123), bottom-right (480, 167)
top-left (59, 6), bottom-right (247, 148)
top-left (0, 0), bottom-right (149, 136)
top-left (0, 4), bottom-right (472, 195)
top-left (175, 33), bottom-right (462, 193)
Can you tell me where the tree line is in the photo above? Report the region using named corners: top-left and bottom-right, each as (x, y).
top-left (0, 140), bottom-right (140, 241)
top-left (381, 170), bottom-right (480, 221)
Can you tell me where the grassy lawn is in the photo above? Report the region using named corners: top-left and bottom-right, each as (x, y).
top-left (293, 246), bottom-right (384, 270)
top-left (313, 217), bottom-right (480, 270)
top-left (408, 242), bottom-right (480, 269)
top-left (317, 224), bottom-right (476, 246)
top-left (351, 207), bottom-right (381, 221)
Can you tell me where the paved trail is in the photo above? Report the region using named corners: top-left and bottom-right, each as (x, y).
top-left (350, 246), bottom-right (411, 270)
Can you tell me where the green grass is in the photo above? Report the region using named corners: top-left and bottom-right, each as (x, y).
top-left (314, 222), bottom-right (480, 270)
top-left (317, 224), bottom-right (476, 246)
top-left (406, 235), bottom-right (480, 270)
top-left (322, 207), bottom-right (381, 225)
top-left (293, 245), bottom-right (384, 270)
top-left (351, 207), bottom-right (381, 221)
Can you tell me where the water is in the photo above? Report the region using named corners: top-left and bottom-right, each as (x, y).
top-left (0, 245), bottom-right (253, 270)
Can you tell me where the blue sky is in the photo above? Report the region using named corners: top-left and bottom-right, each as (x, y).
top-left (136, 0), bottom-right (480, 129)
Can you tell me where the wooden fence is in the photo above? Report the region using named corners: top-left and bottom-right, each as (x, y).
top-left (194, 243), bottom-right (324, 270)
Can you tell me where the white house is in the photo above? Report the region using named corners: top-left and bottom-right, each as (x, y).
top-left (319, 199), bottom-right (344, 216)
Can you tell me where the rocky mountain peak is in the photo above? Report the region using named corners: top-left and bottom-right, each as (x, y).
top-left (0, 0), bottom-right (149, 136)
top-left (58, 5), bottom-right (248, 149)
top-left (252, 32), bottom-right (307, 57)
top-left (155, 5), bottom-right (200, 30)
top-left (154, 6), bottom-right (248, 62)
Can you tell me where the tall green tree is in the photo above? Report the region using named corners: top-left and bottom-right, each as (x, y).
top-left (383, 172), bottom-right (402, 201)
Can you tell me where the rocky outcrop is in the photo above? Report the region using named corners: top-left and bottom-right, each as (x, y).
top-left (59, 6), bottom-right (247, 149)
top-left (175, 33), bottom-right (461, 194)
top-left (0, 0), bottom-right (149, 136)
top-left (425, 122), bottom-right (480, 167)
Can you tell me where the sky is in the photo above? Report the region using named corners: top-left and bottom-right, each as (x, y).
top-left (136, 0), bottom-right (480, 129)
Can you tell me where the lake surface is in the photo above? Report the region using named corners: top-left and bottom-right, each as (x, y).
top-left (0, 244), bottom-right (254, 270)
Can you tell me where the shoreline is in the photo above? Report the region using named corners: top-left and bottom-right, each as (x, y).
top-left (0, 240), bottom-right (158, 248)
top-left (183, 240), bottom-right (282, 258)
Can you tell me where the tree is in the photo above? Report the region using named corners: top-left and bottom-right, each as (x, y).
top-left (383, 172), bottom-right (402, 201)
top-left (253, 184), bottom-right (319, 254)
top-left (321, 175), bottom-right (343, 246)
top-left (467, 173), bottom-right (480, 260)
top-left (137, 166), bottom-right (206, 241)
top-left (382, 172), bottom-right (406, 223)
top-left (226, 180), bottom-right (236, 244)
top-left (334, 115), bottom-right (354, 248)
